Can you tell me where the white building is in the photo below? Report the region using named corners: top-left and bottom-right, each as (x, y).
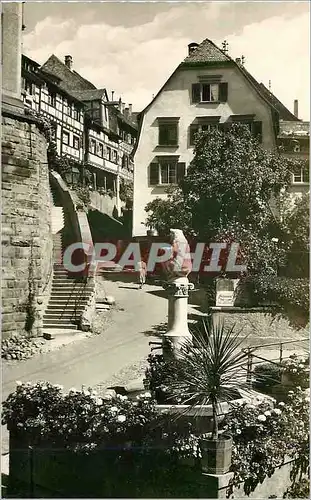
top-left (132, 39), bottom-right (307, 237)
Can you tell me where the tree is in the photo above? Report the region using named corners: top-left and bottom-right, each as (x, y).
top-left (145, 186), bottom-right (192, 236)
top-left (145, 124), bottom-right (303, 275)
top-left (281, 193), bottom-right (309, 277)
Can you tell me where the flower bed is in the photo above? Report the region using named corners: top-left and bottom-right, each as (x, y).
top-left (223, 388), bottom-right (310, 497)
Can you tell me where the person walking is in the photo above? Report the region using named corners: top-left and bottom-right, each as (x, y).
top-left (137, 260), bottom-right (147, 289)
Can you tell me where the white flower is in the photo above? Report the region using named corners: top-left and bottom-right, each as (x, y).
top-left (91, 390), bottom-right (98, 396)
top-left (41, 385), bottom-right (48, 391)
top-left (246, 404), bottom-right (255, 409)
top-left (102, 393), bottom-right (113, 401)
top-left (264, 411), bottom-right (271, 417)
top-left (305, 396), bottom-right (310, 403)
top-left (272, 409), bottom-right (282, 416)
top-left (95, 398), bottom-right (103, 406)
top-left (236, 429), bottom-right (242, 434)
top-left (143, 392), bottom-right (151, 398)
top-left (257, 415), bottom-right (266, 422)
top-left (117, 415), bottom-right (126, 423)
top-left (16, 381), bottom-right (22, 386)
top-left (54, 384), bottom-right (63, 390)
top-left (278, 402), bottom-right (285, 407)
top-left (109, 406), bottom-right (119, 413)
top-left (69, 387), bottom-right (77, 393)
top-left (83, 390), bottom-right (91, 396)
top-left (292, 369), bottom-right (297, 373)
top-left (298, 364), bottom-right (304, 369)
top-left (117, 394), bottom-right (128, 401)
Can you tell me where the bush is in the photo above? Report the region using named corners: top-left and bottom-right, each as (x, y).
top-left (252, 363), bottom-right (282, 393)
top-left (224, 387), bottom-right (310, 497)
top-left (1, 335), bottom-right (44, 361)
top-left (283, 478), bottom-right (310, 498)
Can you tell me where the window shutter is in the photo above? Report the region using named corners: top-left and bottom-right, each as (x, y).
top-left (192, 83), bottom-right (201, 103)
top-left (149, 163), bottom-right (159, 186)
top-left (177, 162), bottom-right (186, 184)
top-left (219, 82), bottom-right (228, 102)
top-left (252, 121), bottom-right (263, 143)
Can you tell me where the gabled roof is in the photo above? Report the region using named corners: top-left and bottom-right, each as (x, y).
top-left (237, 65), bottom-right (299, 122)
top-left (70, 89), bottom-right (108, 102)
top-left (132, 38), bottom-right (299, 157)
top-left (181, 38), bottom-right (231, 65)
top-left (41, 54), bottom-right (96, 93)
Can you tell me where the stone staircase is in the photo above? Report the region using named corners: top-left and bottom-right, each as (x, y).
top-left (42, 185), bottom-right (94, 331)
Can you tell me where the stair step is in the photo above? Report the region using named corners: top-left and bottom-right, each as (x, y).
top-left (46, 307), bottom-right (86, 312)
top-left (43, 319), bottom-right (78, 325)
top-left (42, 323), bottom-right (78, 330)
top-left (43, 314), bottom-right (81, 320)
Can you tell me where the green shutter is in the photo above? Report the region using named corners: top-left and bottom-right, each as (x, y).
top-left (192, 83), bottom-right (201, 103)
top-left (149, 163), bottom-right (159, 185)
top-left (252, 121), bottom-right (263, 143)
top-left (219, 82), bottom-right (228, 102)
top-left (177, 162), bottom-right (186, 184)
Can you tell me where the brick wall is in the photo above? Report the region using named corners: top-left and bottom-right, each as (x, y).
top-left (2, 113), bottom-right (53, 338)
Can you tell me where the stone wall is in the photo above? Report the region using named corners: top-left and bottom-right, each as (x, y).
top-left (2, 112), bottom-right (53, 338)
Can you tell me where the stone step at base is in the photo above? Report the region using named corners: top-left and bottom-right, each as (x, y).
top-left (42, 323), bottom-right (78, 330)
top-left (43, 319), bottom-right (78, 326)
top-left (46, 308), bottom-right (85, 314)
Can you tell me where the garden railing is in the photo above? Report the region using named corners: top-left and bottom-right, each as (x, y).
top-left (242, 338), bottom-right (309, 386)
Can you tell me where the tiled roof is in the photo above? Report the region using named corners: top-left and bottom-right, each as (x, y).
top-left (181, 38), bottom-right (231, 64)
top-left (70, 89), bottom-right (107, 102)
top-left (238, 65), bottom-right (299, 122)
top-left (41, 54), bottom-right (96, 92)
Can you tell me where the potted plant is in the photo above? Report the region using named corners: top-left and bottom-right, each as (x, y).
top-left (165, 319), bottom-right (251, 475)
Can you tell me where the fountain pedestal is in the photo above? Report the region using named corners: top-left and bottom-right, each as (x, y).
top-left (163, 277), bottom-right (194, 359)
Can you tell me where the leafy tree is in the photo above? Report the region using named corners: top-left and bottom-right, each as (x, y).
top-left (145, 124), bottom-right (304, 275)
top-left (145, 186), bottom-right (192, 237)
top-left (281, 193), bottom-right (309, 277)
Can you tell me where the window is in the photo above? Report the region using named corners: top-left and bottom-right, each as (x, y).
top-left (90, 139), bottom-right (96, 154)
top-left (107, 147), bottom-right (111, 161)
top-left (122, 154), bottom-right (129, 169)
top-left (73, 136), bottom-right (80, 150)
top-left (25, 80), bottom-right (34, 95)
top-left (293, 166), bottom-right (309, 184)
top-left (192, 82), bottom-right (228, 103)
top-left (67, 103), bottom-right (72, 116)
top-left (48, 92), bottom-right (56, 107)
top-left (62, 130), bottom-right (70, 145)
top-left (73, 106), bottom-right (80, 121)
top-left (158, 122), bottom-right (178, 146)
top-left (98, 143), bottom-right (104, 157)
top-left (189, 123), bottom-right (218, 145)
top-left (113, 150), bottom-right (118, 163)
top-left (149, 160), bottom-right (186, 186)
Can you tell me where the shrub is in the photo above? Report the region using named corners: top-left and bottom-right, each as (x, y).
top-left (252, 363), bottom-right (282, 394)
top-left (224, 387), bottom-right (310, 497)
top-left (281, 354), bottom-right (309, 389)
top-left (1, 335), bottom-right (44, 361)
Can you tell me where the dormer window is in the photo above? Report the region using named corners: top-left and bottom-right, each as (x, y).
top-left (192, 82), bottom-right (228, 103)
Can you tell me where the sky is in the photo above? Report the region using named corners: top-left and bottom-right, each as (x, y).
top-left (22, 1), bottom-right (310, 119)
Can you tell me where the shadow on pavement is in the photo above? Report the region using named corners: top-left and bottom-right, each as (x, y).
top-left (142, 322), bottom-right (167, 338)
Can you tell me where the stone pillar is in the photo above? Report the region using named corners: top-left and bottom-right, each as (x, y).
top-left (115, 174), bottom-right (120, 216)
top-left (163, 276), bottom-right (194, 359)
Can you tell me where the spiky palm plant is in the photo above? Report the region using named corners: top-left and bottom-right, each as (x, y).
top-left (166, 318), bottom-right (251, 440)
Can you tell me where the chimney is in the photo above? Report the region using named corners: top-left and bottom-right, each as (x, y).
top-left (188, 42), bottom-right (199, 55)
top-left (235, 57), bottom-right (241, 65)
top-left (118, 98), bottom-right (122, 112)
top-left (124, 107), bottom-right (129, 119)
top-left (128, 104), bottom-right (132, 116)
top-left (294, 99), bottom-right (299, 118)
top-left (64, 55), bottom-right (73, 70)
top-left (111, 90), bottom-right (114, 101)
